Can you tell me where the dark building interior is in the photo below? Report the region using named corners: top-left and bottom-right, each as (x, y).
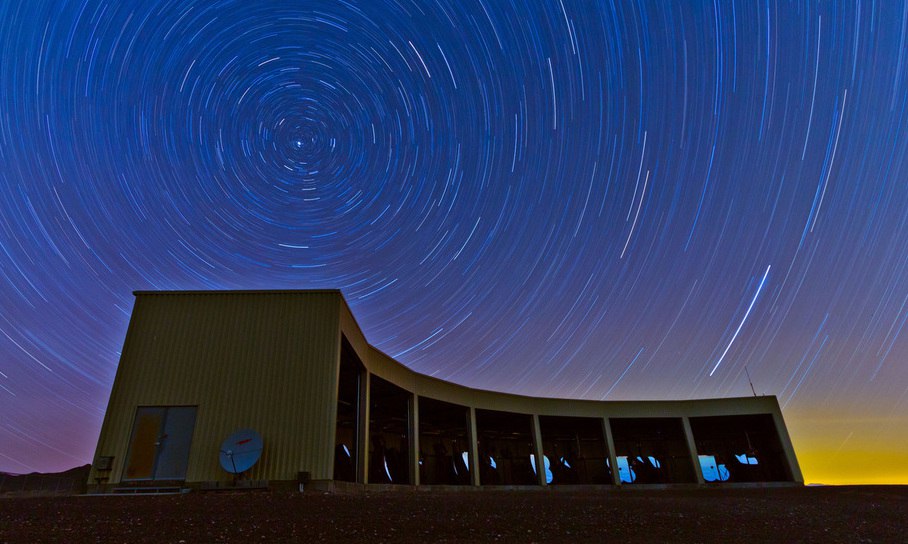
top-left (475, 409), bottom-right (537, 485)
top-left (539, 415), bottom-right (612, 485)
top-left (418, 397), bottom-right (472, 485)
top-left (610, 417), bottom-right (697, 484)
top-left (690, 414), bottom-right (792, 482)
top-left (368, 375), bottom-right (413, 485)
top-left (333, 338), bottom-right (363, 482)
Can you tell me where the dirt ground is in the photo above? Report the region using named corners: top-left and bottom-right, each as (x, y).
top-left (2, 486), bottom-right (906, 543)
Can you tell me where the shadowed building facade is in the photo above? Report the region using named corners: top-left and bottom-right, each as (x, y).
top-left (88, 290), bottom-right (803, 491)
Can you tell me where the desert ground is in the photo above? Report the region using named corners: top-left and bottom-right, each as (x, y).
top-left (2, 485), bottom-right (907, 543)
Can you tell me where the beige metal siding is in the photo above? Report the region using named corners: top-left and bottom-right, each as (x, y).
top-left (92, 290), bottom-right (802, 487)
top-left (90, 291), bottom-right (341, 485)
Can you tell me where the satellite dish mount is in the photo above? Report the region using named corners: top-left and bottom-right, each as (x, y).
top-left (219, 429), bottom-right (264, 482)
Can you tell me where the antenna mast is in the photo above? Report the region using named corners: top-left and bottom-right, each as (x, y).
top-left (744, 365), bottom-right (757, 397)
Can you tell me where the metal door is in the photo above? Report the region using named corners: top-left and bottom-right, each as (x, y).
top-left (124, 406), bottom-right (197, 481)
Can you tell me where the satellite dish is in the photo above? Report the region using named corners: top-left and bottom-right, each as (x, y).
top-left (219, 429), bottom-right (263, 474)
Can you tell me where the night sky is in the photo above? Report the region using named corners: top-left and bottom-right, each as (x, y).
top-left (2, 0), bottom-right (907, 484)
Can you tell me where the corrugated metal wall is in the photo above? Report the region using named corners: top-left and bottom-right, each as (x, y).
top-left (91, 291), bottom-right (341, 485)
top-left (91, 290), bottom-right (802, 487)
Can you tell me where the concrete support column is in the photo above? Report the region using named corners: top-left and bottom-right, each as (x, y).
top-left (603, 418), bottom-right (621, 486)
top-left (772, 410), bottom-right (804, 483)
top-left (358, 371), bottom-right (371, 484)
top-left (531, 414), bottom-right (546, 486)
top-left (468, 407), bottom-right (480, 487)
top-left (682, 416), bottom-right (705, 485)
top-left (410, 394), bottom-right (420, 486)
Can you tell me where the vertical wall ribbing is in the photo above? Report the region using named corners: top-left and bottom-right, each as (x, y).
top-left (92, 292), bottom-right (340, 484)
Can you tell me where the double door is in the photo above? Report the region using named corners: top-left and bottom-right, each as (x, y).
top-left (123, 406), bottom-right (197, 481)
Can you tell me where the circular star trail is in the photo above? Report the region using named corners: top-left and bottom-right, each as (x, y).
top-left (1, 1), bottom-right (907, 484)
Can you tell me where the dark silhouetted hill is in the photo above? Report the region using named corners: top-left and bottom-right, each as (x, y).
top-left (0, 465), bottom-right (89, 496)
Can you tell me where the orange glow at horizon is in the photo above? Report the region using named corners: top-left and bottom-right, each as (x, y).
top-left (789, 414), bottom-right (908, 485)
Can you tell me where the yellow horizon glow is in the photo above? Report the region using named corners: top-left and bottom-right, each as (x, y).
top-left (789, 412), bottom-right (908, 485)
top-left (799, 449), bottom-right (908, 485)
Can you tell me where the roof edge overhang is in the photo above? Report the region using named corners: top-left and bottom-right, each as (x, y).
top-left (133, 289), bottom-right (342, 296)
top-left (132, 289), bottom-right (785, 410)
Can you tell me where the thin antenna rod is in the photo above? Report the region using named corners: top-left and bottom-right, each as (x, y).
top-left (745, 365), bottom-right (757, 397)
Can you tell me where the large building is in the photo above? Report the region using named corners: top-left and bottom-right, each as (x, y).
top-left (88, 290), bottom-right (802, 491)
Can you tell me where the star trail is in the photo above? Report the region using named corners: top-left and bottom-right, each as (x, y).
top-left (1, 1), bottom-right (907, 484)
